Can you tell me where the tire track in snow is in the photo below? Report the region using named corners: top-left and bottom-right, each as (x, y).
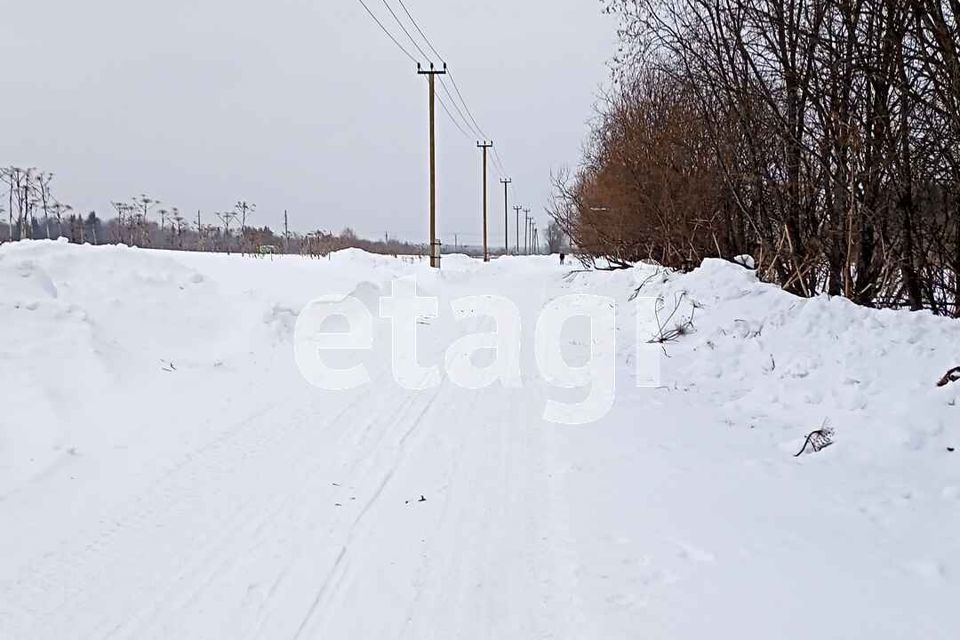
top-left (0, 377), bottom-right (390, 640)
top-left (102, 372), bottom-right (419, 640)
top-left (2, 262), bottom-right (596, 640)
top-left (291, 371), bottom-right (449, 639)
top-left (1, 396), bottom-right (294, 632)
top-left (244, 383), bottom-right (431, 640)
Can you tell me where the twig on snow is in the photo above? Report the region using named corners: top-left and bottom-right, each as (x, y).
top-left (648, 292), bottom-right (696, 344)
top-left (936, 366), bottom-right (960, 388)
top-left (794, 421), bottom-right (834, 457)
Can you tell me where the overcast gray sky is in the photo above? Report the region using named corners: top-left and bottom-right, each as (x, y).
top-left (1, 1), bottom-right (615, 244)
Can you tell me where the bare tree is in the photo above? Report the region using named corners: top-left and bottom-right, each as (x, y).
top-left (235, 200), bottom-right (256, 254)
top-left (216, 210), bottom-right (240, 253)
top-left (545, 220), bottom-right (565, 254)
top-left (131, 194), bottom-right (160, 246)
top-left (556, 0), bottom-right (959, 314)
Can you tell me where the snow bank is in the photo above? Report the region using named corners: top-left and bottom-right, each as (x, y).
top-left (636, 258), bottom-right (960, 453)
top-left (1, 241), bottom-right (957, 639)
top-left (556, 257), bottom-right (960, 638)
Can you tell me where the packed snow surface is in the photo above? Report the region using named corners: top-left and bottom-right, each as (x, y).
top-left (1, 240), bottom-right (958, 639)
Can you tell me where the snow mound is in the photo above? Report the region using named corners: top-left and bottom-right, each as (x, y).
top-left (642, 258), bottom-right (960, 449)
top-left (1, 242), bottom-right (958, 639)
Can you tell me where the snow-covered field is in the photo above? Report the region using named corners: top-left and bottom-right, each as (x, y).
top-left (1, 239), bottom-right (958, 639)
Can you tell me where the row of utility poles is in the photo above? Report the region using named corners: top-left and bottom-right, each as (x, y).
top-left (475, 139), bottom-right (540, 262)
top-left (417, 63), bottom-right (539, 268)
top-left (512, 204), bottom-right (537, 254)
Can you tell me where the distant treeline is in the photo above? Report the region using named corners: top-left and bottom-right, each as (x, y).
top-left (0, 166), bottom-right (437, 257)
top-left (554, 0), bottom-right (959, 316)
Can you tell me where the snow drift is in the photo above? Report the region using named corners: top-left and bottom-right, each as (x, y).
top-left (0, 239), bottom-right (958, 639)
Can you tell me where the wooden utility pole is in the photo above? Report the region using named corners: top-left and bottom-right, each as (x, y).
top-left (418, 63), bottom-right (447, 268)
top-left (514, 205), bottom-right (522, 254)
top-left (500, 178), bottom-right (511, 256)
top-left (523, 214), bottom-right (529, 254)
top-left (283, 210), bottom-right (289, 254)
top-left (523, 208), bottom-right (531, 254)
top-left (477, 141), bottom-right (494, 262)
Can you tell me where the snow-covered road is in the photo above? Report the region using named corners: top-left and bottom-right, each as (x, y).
top-left (1, 241), bottom-right (958, 639)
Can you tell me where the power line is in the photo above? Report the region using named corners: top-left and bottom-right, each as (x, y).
top-left (355, 0), bottom-right (503, 161)
top-left (488, 147), bottom-right (507, 179)
top-left (438, 77), bottom-right (483, 139)
top-left (396, 0), bottom-right (445, 63)
top-left (355, 0), bottom-right (519, 220)
top-left (437, 93), bottom-right (470, 138)
top-left (384, 0), bottom-right (489, 146)
top-left (490, 154), bottom-right (507, 178)
top-left (353, 1), bottom-right (472, 144)
top-left (378, 0), bottom-right (432, 63)
top-left (492, 147), bottom-right (508, 175)
top-left (355, 0), bottom-right (418, 64)
top-left (491, 159), bottom-right (506, 180)
top-left (447, 71), bottom-right (490, 141)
